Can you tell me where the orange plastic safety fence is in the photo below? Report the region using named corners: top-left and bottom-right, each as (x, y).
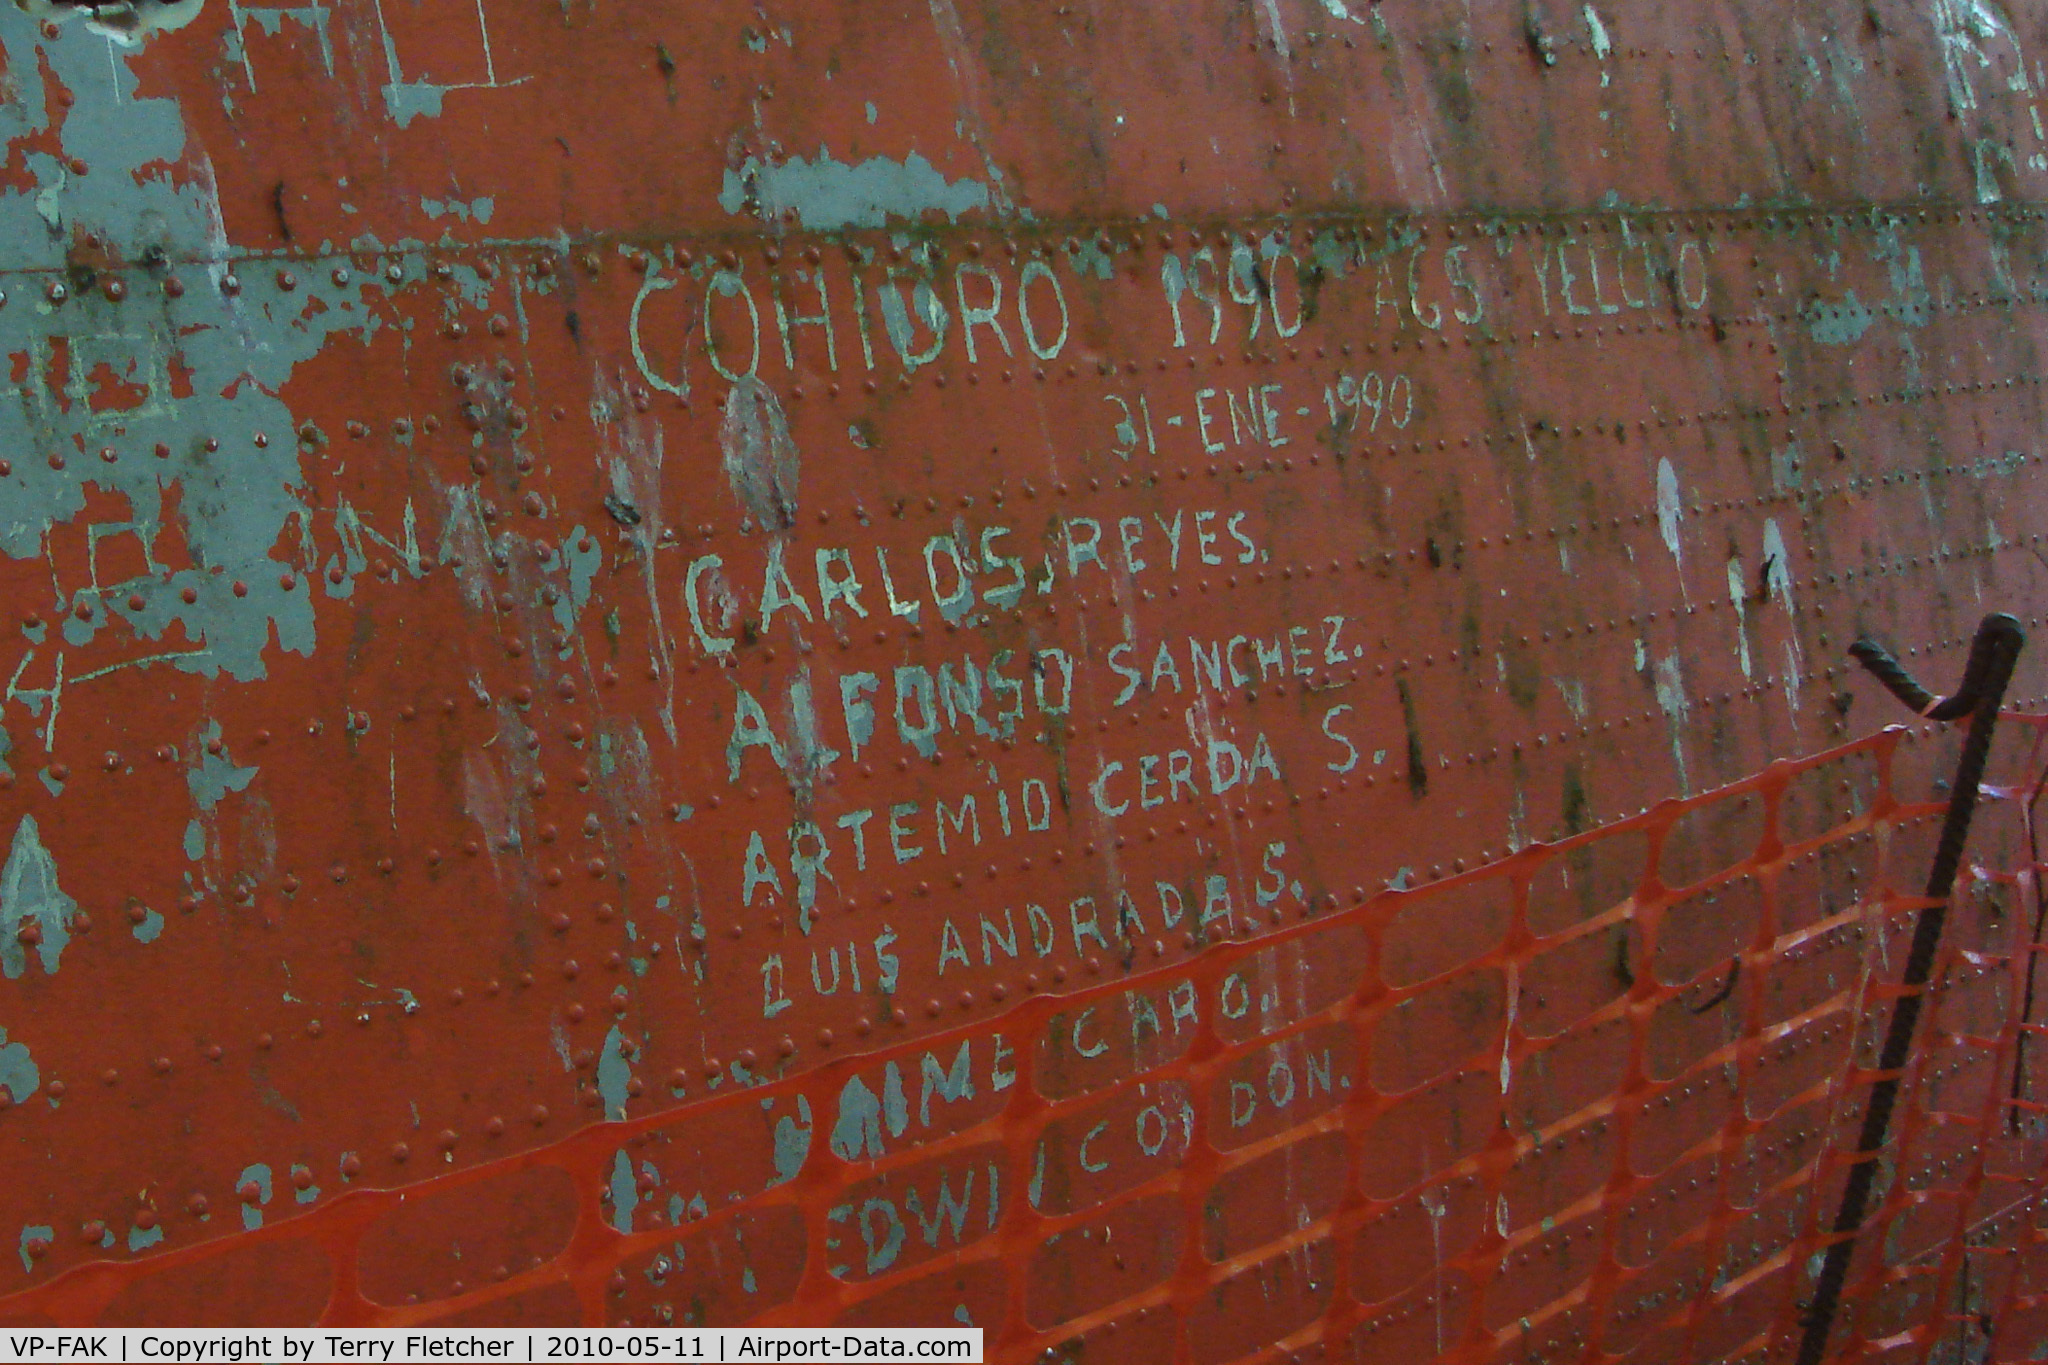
top-left (8, 718), bottom-right (2048, 1365)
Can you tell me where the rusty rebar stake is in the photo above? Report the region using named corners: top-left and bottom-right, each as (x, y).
top-left (1794, 613), bottom-right (2024, 1365)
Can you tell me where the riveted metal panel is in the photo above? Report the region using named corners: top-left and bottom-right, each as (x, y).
top-left (3, 2), bottom-right (2048, 1361)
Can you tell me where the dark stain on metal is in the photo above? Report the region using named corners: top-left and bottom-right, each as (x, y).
top-left (1397, 677), bottom-right (1426, 798)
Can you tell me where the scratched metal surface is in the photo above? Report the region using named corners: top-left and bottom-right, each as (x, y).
top-left (3, 0), bottom-right (2048, 1359)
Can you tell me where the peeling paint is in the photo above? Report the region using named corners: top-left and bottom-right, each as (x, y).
top-left (1653, 655), bottom-right (1692, 797)
top-left (0, 0), bottom-right (2034, 1331)
top-left (770, 1094), bottom-right (813, 1186)
top-left (1873, 225), bottom-right (1934, 325)
top-left (550, 525), bottom-right (602, 655)
top-left (237, 1163), bottom-right (273, 1231)
top-left (1929, 0), bottom-right (2026, 114)
top-left (1805, 290), bottom-right (1875, 344)
top-left (0, 1027), bottom-right (38, 1103)
top-left (1761, 519), bottom-right (1796, 609)
top-left (182, 721), bottom-right (258, 866)
top-left (1583, 6), bottom-right (1612, 61)
top-left (0, 10), bottom-right (381, 684)
top-left (0, 815), bottom-right (77, 977)
top-left (419, 195), bottom-right (497, 224)
top-left (16, 1225), bottom-right (52, 1274)
top-left (719, 378), bottom-right (800, 530)
top-left (597, 1025), bottom-right (631, 1121)
top-left (17, 0), bottom-right (204, 45)
top-left (718, 150), bottom-right (989, 231)
top-left (608, 1150), bottom-right (637, 1233)
top-left (1727, 556), bottom-right (1753, 679)
top-left (187, 723), bottom-right (259, 813)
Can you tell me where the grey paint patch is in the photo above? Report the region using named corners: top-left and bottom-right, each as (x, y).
top-left (382, 82), bottom-right (444, 127)
top-left (187, 724), bottom-right (259, 813)
top-left (17, 1225), bottom-right (52, 1273)
top-left (830, 1065), bottom-right (909, 1161)
top-left (596, 1025), bottom-right (631, 1121)
top-left (1873, 226), bottom-right (1933, 325)
top-left (183, 722), bottom-right (257, 864)
top-left (718, 150), bottom-right (988, 231)
top-left (420, 195), bottom-right (496, 224)
top-left (0, 1027), bottom-right (38, 1103)
top-left (127, 1222), bottom-right (164, 1252)
top-left (0, 815), bottom-right (77, 977)
top-left (608, 1150), bottom-right (637, 1233)
top-left (237, 1162), bottom-right (272, 1231)
top-left (131, 907), bottom-right (164, 943)
top-left (234, 4), bottom-right (331, 43)
top-left (1770, 442), bottom-right (1805, 494)
top-left (550, 525), bottom-right (602, 655)
top-left (769, 1094), bottom-right (813, 1186)
top-left (1805, 290), bottom-right (1875, 345)
top-left (0, 10), bottom-right (386, 684)
top-left (1064, 235), bottom-right (1116, 280)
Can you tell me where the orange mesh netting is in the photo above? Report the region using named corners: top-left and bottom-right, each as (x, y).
top-left (7, 716), bottom-right (2048, 1364)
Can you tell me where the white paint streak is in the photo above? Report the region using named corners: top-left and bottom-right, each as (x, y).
top-left (1727, 557), bottom-right (1753, 679)
top-left (1583, 5), bottom-right (1613, 59)
top-left (1656, 458), bottom-right (1685, 588)
top-left (718, 377), bottom-right (800, 531)
top-left (1654, 654), bottom-right (1692, 797)
top-left (1761, 518), bottom-right (1795, 610)
top-left (1930, 0), bottom-right (2025, 113)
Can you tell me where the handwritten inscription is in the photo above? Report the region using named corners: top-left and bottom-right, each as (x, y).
top-left (684, 504), bottom-right (1263, 653)
top-left (628, 228), bottom-right (1731, 403)
top-left (593, 211), bottom-right (2036, 1183)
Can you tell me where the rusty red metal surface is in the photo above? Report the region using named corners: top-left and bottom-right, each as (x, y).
top-left (6, 0), bottom-right (2048, 1360)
